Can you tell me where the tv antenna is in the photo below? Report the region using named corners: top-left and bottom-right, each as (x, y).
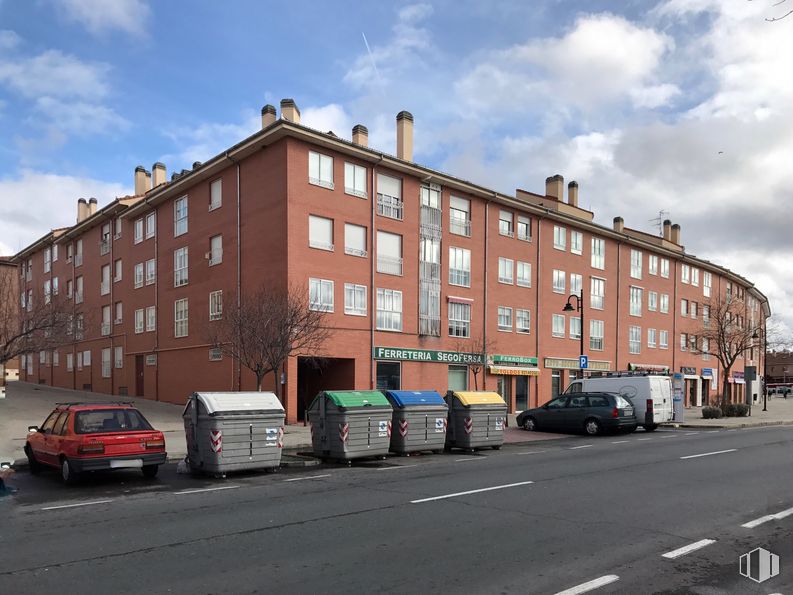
top-left (649, 210), bottom-right (670, 236)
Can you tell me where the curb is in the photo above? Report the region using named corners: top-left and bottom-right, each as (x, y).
top-left (671, 420), bottom-right (793, 430)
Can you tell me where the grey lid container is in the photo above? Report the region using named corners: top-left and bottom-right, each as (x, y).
top-left (384, 390), bottom-right (448, 454)
top-left (183, 392), bottom-right (285, 474)
top-left (444, 391), bottom-right (507, 451)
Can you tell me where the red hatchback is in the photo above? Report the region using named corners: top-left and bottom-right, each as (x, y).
top-left (24, 402), bottom-right (167, 483)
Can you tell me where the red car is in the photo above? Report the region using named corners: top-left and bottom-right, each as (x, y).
top-left (24, 402), bottom-right (167, 483)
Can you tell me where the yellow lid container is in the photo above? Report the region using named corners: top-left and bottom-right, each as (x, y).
top-left (451, 391), bottom-right (506, 406)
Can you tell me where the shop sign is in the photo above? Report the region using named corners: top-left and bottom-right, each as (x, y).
top-left (701, 368), bottom-right (714, 378)
top-left (680, 366), bottom-right (697, 375)
top-left (544, 357), bottom-right (611, 371)
top-left (629, 363), bottom-right (671, 374)
top-left (491, 354), bottom-right (538, 366)
top-left (487, 365), bottom-right (540, 376)
top-left (732, 370), bottom-right (745, 384)
top-left (373, 346), bottom-right (484, 365)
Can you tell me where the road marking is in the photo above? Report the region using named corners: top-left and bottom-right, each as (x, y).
top-left (516, 450), bottom-right (548, 455)
top-left (662, 539), bottom-right (716, 559)
top-left (376, 464), bottom-right (417, 471)
top-left (283, 474), bottom-right (331, 482)
top-left (684, 432), bottom-right (700, 435)
top-left (174, 485), bottom-right (241, 495)
top-left (638, 438), bottom-right (652, 441)
top-left (569, 445), bottom-right (593, 450)
top-left (742, 506), bottom-right (793, 528)
top-left (41, 499), bottom-right (112, 511)
top-left (454, 457), bottom-right (486, 462)
top-left (680, 449), bottom-right (737, 460)
top-left (411, 481), bottom-right (534, 504)
top-left (553, 574), bottom-right (620, 594)
top-left (661, 435), bottom-right (677, 438)
top-left (726, 429), bottom-right (737, 432)
top-left (611, 440), bottom-right (629, 444)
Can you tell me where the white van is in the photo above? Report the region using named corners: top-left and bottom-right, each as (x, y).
top-left (564, 375), bottom-right (674, 431)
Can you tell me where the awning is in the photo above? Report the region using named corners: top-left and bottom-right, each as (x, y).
top-left (488, 365), bottom-right (541, 376)
top-left (447, 295), bottom-right (474, 304)
top-left (629, 363), bottom-right (670, 374)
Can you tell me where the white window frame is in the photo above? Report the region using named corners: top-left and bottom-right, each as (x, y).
top-left (648, 291), bottom-right (658, 312)
top-left (309, 215), bottom-right (334, 251)
top-left (146, 258), bottom-right (156, 285)
top-left (309, 151), bottom-right (334, 189)
top-left (448, 302), bottom-right (471, 338)
top-left (630, 286), bottom-right (643, 316)
top-left (174, 196), bottom-right (188, 237)
top-left (516, 308), bottom-right (531, 334)
top-left (145, 212), bottom-right (156, 239)
top-left (660, 258), bottom-right (670, 278)
top-left (681, 264), bottom-right (690, 284)
top-left (114, 346), bottom-right (123, 369)
top-left (209, 290), bottom-right (223, 321)
top-left (553, 225), bottom-right (566, 250)
top-left (146, 306), bottom-right (156, 332)
top-left (660, 293), bottom-right (669, 314)
top-left (680, 299), bottom-right (688, 317)
top-left (517, 215), bottom-right (531, 241)
top-left (376, 288), bottom-right (402, 332)
top-left (134, 309), bottom-right (144, 334)
top-left (134, 263), bottom-right (144, 289)
top-left (648, 328), bottom-right (657, 348)
top-left (498, 210), bottom-right (513, 237)
top-left (449, 247), bottom-right (471, 287)
top-left (570, 230), bottom-right (583, 255)
top-left (660, 330), bottom-right (669, 349)
top-left (552, 269), bottom-right (565, 294)
top-left (691, 268), bottom-right (699, 287)
top-left (174, 247), bottom-right (188, 287)
top-left (134, 218), bottom-right (144, 244)
top-left (517, 261), bottom-right (531, 288)
top-left (174, 298), bottom-right (189, 338)
top-left (344, 223), bottom-right (367, 257)
top-left (449, 196), bottom-right (471, 237)
top-left (591, 237), bottom-right (605, 270)
top-left (570, 273), bottom-right (583, 297)
top-left (649, 254), bottom-right (658, 276)
top-left (703, 271), bottom-right (712, 297)
top-left (114, 259), bottom-right (122, 282)
top-left (590, 277), bottom-right (605, 310)
top-left (344, 284), bottom-right (367, 316)
top-left (344, 162), bottom-right (367, 198)
top-left (498, 306), bottom-right (513, 332)
top-left (552, 314), bottom-right (565, 338)
top-left (210, 178), bottom-right (222, 210)
top-left (309, 278), bottom-right (334, 312)
top-left (629, 326), bottom-right (641, 354)
top-left (209, 235), bottom-right (223, 265)
top-left (569, 316), bottom-right (582, 340)
top-left (498, 257), bottom-right (514, 284)
top-left (630, 249), bottom-right (642, 279)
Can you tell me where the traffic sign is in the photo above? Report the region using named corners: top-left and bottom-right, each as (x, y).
top-left (579, 355), bottom-right (589, 369)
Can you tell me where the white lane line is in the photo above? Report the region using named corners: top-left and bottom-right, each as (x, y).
top-left (411, 481), bottom-right (534, 504)
top-left (454, 457), bottom-right (486, 462)
top-left (662, 539), bottom-right (716, 559)
top-left (611, 440), bottom-right (629, 444)
top-left (661, 435), bottom-right (677, 438)
top-left (41, 499), bottom-right (113, 511)
top-left (685, 432), bottom-right (700, 435)
top-left (726, 429), bottom-right (737, 432)
top-left (638, 438), bottom-right (652, 441)
top-left (680, 449), bottom-right (737, 460)
top-left (553, 574), bottom-right (620, 594)
top-left (283, 474), bottom-right (331, 482)
top-left (742, 506), bottom-right (793, 528)
top-left (569, 445), bottom-right (593, 450)
top-left (174, 485), bottom-right (241, 495)
top-left (516, 450), bottom-right (548, 455)
top-left (376, 464), bottom-right (418, 471)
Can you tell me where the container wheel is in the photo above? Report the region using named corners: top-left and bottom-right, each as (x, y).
top-left (492, 445), bottom-right (501, 450)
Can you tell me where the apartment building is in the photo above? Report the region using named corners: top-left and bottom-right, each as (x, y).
top-left (13, 99), bottom-right (771, 422)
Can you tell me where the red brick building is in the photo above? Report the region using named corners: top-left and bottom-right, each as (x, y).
top-left (14, 99), bottom-right (771, 422)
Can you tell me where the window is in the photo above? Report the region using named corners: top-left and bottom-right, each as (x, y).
top-left (52, 244), bottom-right (58, 262)
top-left (517, 215), bottom-right (531, 241)
top-left (209, 235), bottom-right (223, 264)
top-left (660, 258), bottom-right (669, 278)
top-left (498, 306), bottom-right (512, 331)
top-left (344, 162), bottom-right (367, 198)
top-left (703, 271), bottom-right (712, 297)
top-left (553, 225), bottom-right (566, 250)
top-left (344, 284), bottom-right (367, 316)
top-left (516, 309), bottom-right (530, 334)
top-left (52, 277), bottom-right (58, 295)
top-left (649, 255), bottom-right (658, 275)
top-left (570, 231), bottom-right (582, 255)
top-left (172, 299), bottom-right (189, 338)
top-left (146, 354), bottom-right (157, 366)
top-left (376, 361), bottom-right (401, 391)
top-left (174, 196), bottom-right (188, 236)
top-left (114, 217), bottom-right (122, 239)
top-left (498, 258), bottom-right (514, 284)
top-left (174, 248), bottom-right (188, 286)
top-left (703, 305), bottom-right (710, 327)
top-left (115, 301), bottom-right (122, 324)
top-left (341, 223), bottom-right (367, 258)
top-left (680, 333), bottom-right (687, 351)
top-left (570, 273), bottom-right (582, 296)
top-left (308, 151), bottom-right (334, 189)
top-left (134, 263), bottom-right (144, 288)
top-left (648, 291), bottom-right (658, 312)
top-left (102, 348), bottom-right (111, 378)
top-left (82, 350), bottom-right (91, 367)
top-left (376, 231), bottom-right (402, 275)
top-left (589, 320), bottom-right (604, 350)
top-left (146, 306), bottom-right (156, 332)
top-left (376, 288), bottom-right (402, 331)
top-left (499, 210), bottom-right (513, 237)
top-left (449, 196), bottom-right (471, 236)
top-left (660, 293), bottom-right (669, 314)
top-left (690, 335), bottom-right (697, 352)
top-left (101, 305), bottom-right (111, 336)
top-left (44, 280), bottom-right (51, 304)
top-left (449, 247), bottom-right (471, 287)
top-left (75, 239), bottom-right (83, 266)
top-left (66, 279), bottom-right (73, 300)
top-left (691, 301), bottom-right (698, 319)
top-left (629, 326), bottom-right (641, 354)
top-left (630, 249), bottom-right (642, 279)
top-left (517, 261), bottom-right (531, 288)
top-left (448, 302), bottom-right (471, 337)
top-left (309, 278), bottom-right (334, 312)
top-left (145, 212), bottom-right (156, 239)
top-left (75, 276), bottom-right (83, 303)
top-left (591, 277), bottom-right (605, 309)
top-left (630, 286), bottom-right (642, 316)
top-left (114, 259), bottom-right (122, 282)
top-left (66, 243), bottom-right (73, 263)
top-left (376, 173), bottom-right (402, 220)
top-left (570, 316), bottom-right (582, 339)
top-left (681, 264), bottom-right (691, 284)
top-left (114, 346), bottom-right (123, 369)
top-left (134, 218), bottom-right (144, 243)
top-left (210, 178), bottom-right (222, 210)
top-left (552, 269), bottom-right (565, 293)
top-left (53, 351), bottom-right (59, 367)
top-left (552, 314), bottom-right (565, 337)
top-left (680, 299), bottom-right (688, 317)
top-left (648, 328), bottom-right (657, 348)
top-left (202, 291), bottom-right (220, 323)
top-left (44, 247), bottom-right (51, 273)
top-left (135, 309), bottom-right (144, 334)
top-left (67, 353), bottom-right (74, 371)
top-left (701, 337), bottom-right (710, 359)
top-left (691, 268), bottom-right (699, 287)
top-left (209, 347), bottom-right (223, 361)
top-left (308, 215), bottom-right (334, 251)
top-left (448, 365), bottom-right (468, 392)
top-left (591, 238), bottom-right (605, 269)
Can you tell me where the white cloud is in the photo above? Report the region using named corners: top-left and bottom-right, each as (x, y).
top-left (33, 97), bottom-right (130, 136)
top-left (0, 29), bottom-right (21, 51)
top-left (56, 0), bottom-right (150, 37)
top-left (630, 83), bottom-right (681, 109)
top-left (0, 49), bottom-right (110, 99)
top-left (301, 104), bottom-right (352, 137)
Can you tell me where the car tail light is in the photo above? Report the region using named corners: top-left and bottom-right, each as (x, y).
top-left (78, 442), bottom-right (105, 454)
top-left (145, 439), bottom-right (165, 450)
top-left (612, 407), bottom-right (619, 418)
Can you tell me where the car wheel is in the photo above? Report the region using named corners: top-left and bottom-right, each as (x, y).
top-left (141, 465), bottom-right (159, 478)
top-left (522, 417), bottom-right (538, 431)
top-left (584, 418), bottom-right (601, 436)
top-left (25, 444), bottom-right (42, 474)
top-left (61, 457), bottom-right (79, 484)
top-left (644, 424), bottom-right (658, 432)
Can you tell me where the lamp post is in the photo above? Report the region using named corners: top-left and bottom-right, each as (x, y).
top-left (563, 289), bottom-right (585, 373)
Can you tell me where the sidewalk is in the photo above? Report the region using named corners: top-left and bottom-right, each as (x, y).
top-left (673, 395), bottom-right (793, 429)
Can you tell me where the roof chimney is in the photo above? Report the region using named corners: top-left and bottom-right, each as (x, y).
top-left (88, 198), bottom-right (98, 217)
top-left (261, 104), bottom-right (276, 128)
top-left (77, 198), bottom-right (89, 223)
top-left (545, 174), bottom-right (564, 200)
top-left (568, 181), bottom-right (579, 207)
top-left (671, 223), bottom-right (681, 245)
top-left (192, 161), bottom-right (202, 170)
top-left (280, 98), bottom-right (300, 123)
top-left (613, 216), bottom-right (624, 233)
top-left (396, 111), bottom-right (413, 161)
top-left (352, 124), bottom-right (369, 147)
top-left (134, 165), bottom-right (151, 195)
top-left (152, 162), bottom-right (166, 187)
top-left (663, 219), bottom-right (672, 241)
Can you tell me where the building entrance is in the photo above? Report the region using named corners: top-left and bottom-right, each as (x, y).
top-left (297, 357), bottom-right (355, 421)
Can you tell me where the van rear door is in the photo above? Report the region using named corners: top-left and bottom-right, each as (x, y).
top-left (650, 377), bottom-right (673, 423)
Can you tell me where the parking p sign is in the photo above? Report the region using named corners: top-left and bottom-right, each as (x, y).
top-left (579, 355), bottom-right (589, 369)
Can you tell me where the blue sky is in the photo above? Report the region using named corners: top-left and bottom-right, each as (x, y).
top-left (1, 0), bottom-right (792, 337)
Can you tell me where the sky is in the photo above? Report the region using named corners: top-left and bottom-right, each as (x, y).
top-left (0, 0), bottom-right (791, 338)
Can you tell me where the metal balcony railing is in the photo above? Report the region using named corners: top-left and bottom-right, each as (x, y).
top-left (377, 194), bottom-right (403, 220)
top-left (377, 255), bottom-right (403, 276)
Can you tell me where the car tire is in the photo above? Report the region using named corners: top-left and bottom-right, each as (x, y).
top-left (61, 457), bottom-right (79, 484)
top-left (644, 424), bottom-right (658, 432)
top-left (522, 417), bottom-right (538, 432)
top-left (625, 424), bottom-right (638, 434)
top-left (25, 444), bottom-right (42, 474)
top-left (141, 465), bottom-right (159, 478)
top-left (584, 418), bottom-right (602, 436)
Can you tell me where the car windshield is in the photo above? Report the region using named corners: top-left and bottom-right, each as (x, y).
top-left (74, 409), bottom-right (153, 434)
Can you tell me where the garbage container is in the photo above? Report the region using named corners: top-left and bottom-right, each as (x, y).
top-left (384, 390), bottom-right (448, 455)
top-left (183, 392), bottom-right (285, 475)
top-left (307, 390), bottom-right (393, 462)
top-left (445, 391), bottom-right (507, 451)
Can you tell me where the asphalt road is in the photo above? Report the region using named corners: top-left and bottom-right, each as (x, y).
top-left (1, 426), bottom-right (792, 594)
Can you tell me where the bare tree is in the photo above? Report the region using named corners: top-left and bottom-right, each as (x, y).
top-left (750, 0), bottom-right (793, 21)
top-left (207, 283), bottom-right (331, 399)
top-left (453, 333), bottom-right (493, 390)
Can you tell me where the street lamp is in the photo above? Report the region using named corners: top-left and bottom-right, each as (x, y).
top-left (563, 289), bottom-right (585, 372)
top-left (752, 328), bottom-right (768, 412)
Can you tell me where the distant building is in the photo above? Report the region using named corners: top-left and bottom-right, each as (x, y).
top-left (0, 256), bottom-right (20, 383)
top-left (766, 351), bottom-right (793, 385)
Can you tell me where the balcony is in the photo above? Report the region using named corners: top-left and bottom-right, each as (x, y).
top-left (450, 218), bottom-right (471, 237)
top-left (419, 261), bottom-right (440, 281)
top-left (377, 194), bottom-right (403, 220)
top-left (420, 205), bottom-right (442, 237)
top-left (377, 255), bottom-right (403, 276)
top-left (419, 315), bottom-right (441, 337)
top-left (449, 269), bottom-right (471, 287)
top-left (344, 247), bottom-right (368, 258)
